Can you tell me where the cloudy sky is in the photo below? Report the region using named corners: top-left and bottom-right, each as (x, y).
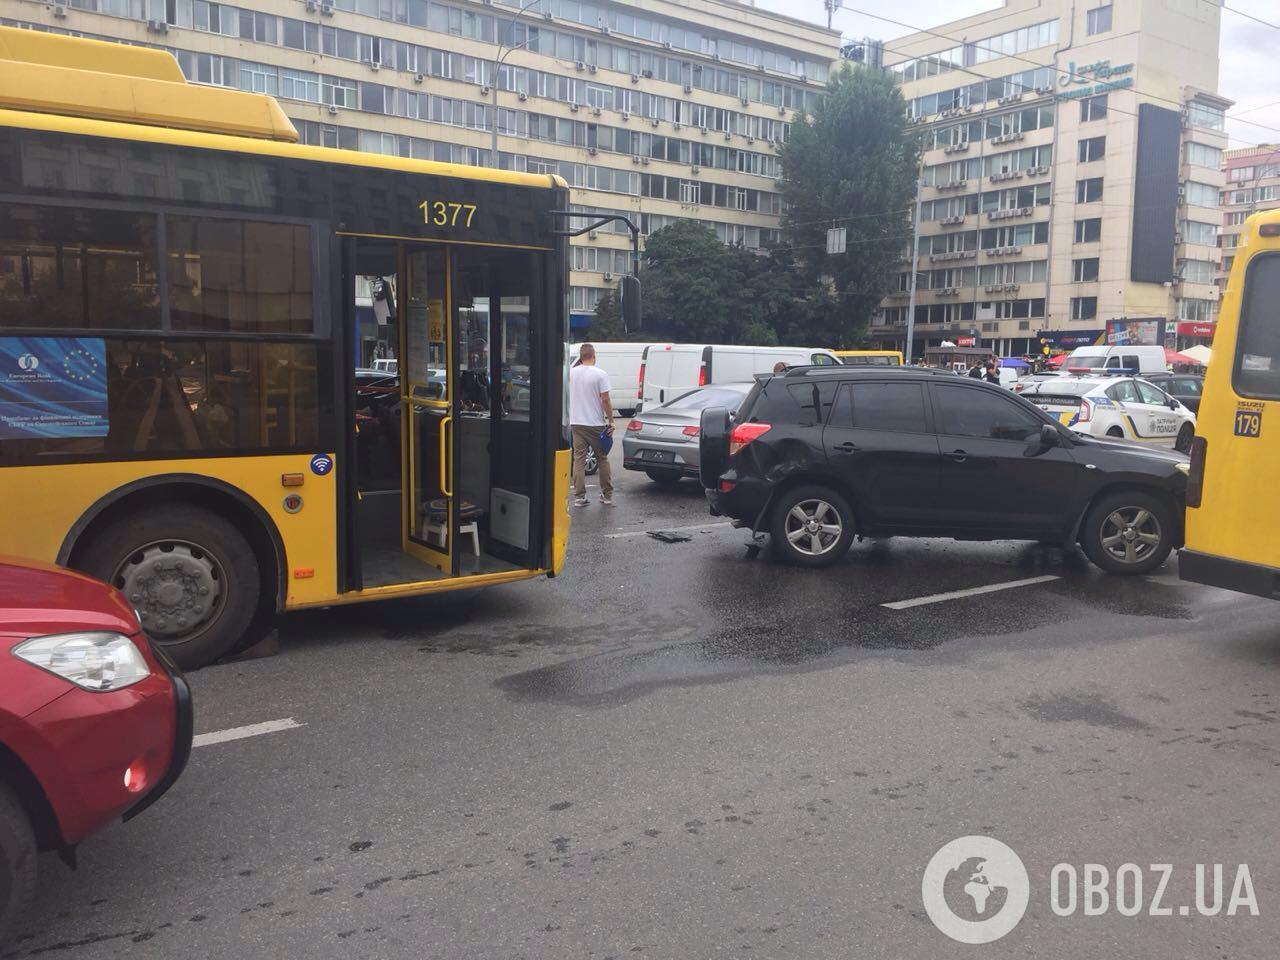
top-left (755, 0), bottom-right (1280, 149)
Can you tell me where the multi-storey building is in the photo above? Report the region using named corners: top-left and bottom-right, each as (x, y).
top-left (873, 0), bottom-right (1230, 358)
top-left (8, 0), bottom-right (840, 334)
top-left (1219, 144), bottom-right (1280, 301)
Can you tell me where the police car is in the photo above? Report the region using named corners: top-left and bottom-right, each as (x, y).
top-left (1019, 375), bottom-right (1197, 451)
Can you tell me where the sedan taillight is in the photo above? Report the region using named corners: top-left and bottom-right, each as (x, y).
top-left (627, 419), bottom-right (643, 432)
top-left (683, 425), bottom-right (700, 437)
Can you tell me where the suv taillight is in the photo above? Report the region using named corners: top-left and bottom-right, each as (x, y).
top-left (729, 422), bottom-right (771, 457)
top-left (1187, 435), bottom-right (1207, 508)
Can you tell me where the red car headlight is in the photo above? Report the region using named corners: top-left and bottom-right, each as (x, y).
top-left (13, 632), bottom-right (151, 692)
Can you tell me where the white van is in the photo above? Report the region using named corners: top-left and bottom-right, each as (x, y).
top-left (638, 344), bottom-right (841, 410)
top-left (569, 342), bottom-right (655, 415)
top-left (1063, 345), bottom-right (1168, 376)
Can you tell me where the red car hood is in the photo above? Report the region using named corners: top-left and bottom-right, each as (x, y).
top-left (0, 555), bottom-right (139, 640)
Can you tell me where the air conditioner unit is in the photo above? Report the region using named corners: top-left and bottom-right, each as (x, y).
top-left (146, 18), bottom-right (168, 33)
top-left (631, 155), bottom-right (641, 164)
top-left (778, 105), bottom-right (787, 116)
top-left (588, 64), bottom-right (598, 74)
top-left (651, 118), bottom-right (660, 128)
top-left (642, 69), bottom-right (654, 79)
top-left (683, 84), bottom-right (693, 94)
top-left (305, 0), bottom-right (318, 11)
top-left (673, 122), bottom-right (681, 131)
top-left (588, 147), bottom-right (598, 156)
top-left (570, 103), bottom-right (579, 112)
top-left (692, 166), bottom-right (701, 175)
top-left (588, 230), bottom-right (599, 240)
top-left (747, 137), bottom-right (755, 144)
top-left (369, 61), bottom-right (380, 71)
top-left (663, 41), bottom-right (673, 49)
top-left (327, 104), bottom-right (339, 115)
top-left (699, 125), bottom-right (708, 135)
top-left (1174, 232), bottom-right (1184, 244)
top-left (575, 61), bottom-right (586, 71)
top-left (740, 97), bottom-right (749, 107)
top-left (518, 92), bottom-right (528, 102)
top-left (591, 107), bottom-right (602, 116)
top-left (543, 10), bottom-right (553, 19)
top-left (603, 272), bottom-right (614, 281)
top-left (641, 157), bottom-right (650, 166)
top-left (621, 111), bottom-right (630, 121)
top-left (724, 132), bottom-right (732, 141)
top-left (51, 1), bottom-right (67, 14)
top-left (600, 25), bottom-right (610, 35)
top-left (414, 73), bottom-right (424, 84)
top-left (320, 0), bottom-right (334, 14)
top-left (632, 74), bottom-right (642, 84)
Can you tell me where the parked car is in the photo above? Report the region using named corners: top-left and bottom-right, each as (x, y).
top-left (624, 383), bottom-right (753, 484)
top-left (0, 557), bottom-right (192, 943)
top-left (1140, 372), bottom-right (1205, 413)
top-left (638, 343), bottom-right (841, 411)
top-left (698, 367), bottom-right (1189, 574)
top-left (1019, 376), bottom-right (1196, 452)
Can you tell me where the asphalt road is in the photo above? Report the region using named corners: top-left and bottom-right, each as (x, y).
top-left (12, 442), bottom-right (1280, 959)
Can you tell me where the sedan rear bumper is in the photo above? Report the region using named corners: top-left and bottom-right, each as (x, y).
top-left (622, 436), bottom-right (699, 476)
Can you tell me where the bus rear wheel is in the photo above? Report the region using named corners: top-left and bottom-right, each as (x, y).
top-left (78, 505), bottom-right (260, 670)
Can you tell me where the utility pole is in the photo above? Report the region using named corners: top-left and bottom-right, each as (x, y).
top-left (489, 0), bottom-right (545, 168)
top-left (903, 171), bottom-right (924, 364)
top-left (824, 0), bottom-right (841, 30)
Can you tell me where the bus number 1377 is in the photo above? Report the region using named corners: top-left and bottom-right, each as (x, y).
top-left (420, 200), bottom-right (477, 228)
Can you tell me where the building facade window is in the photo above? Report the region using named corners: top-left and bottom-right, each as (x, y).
top-left (1076, 178), bottom-right (1104, 203)
top-left (1078, 136), bottom-right (1106, 163)
top-left (1071, 296), bottom-right (1099, 320)
top-left (1185, 143), bottom-right (1224, 169)
top-left (1182, 220), bottom-right (1219, 246)
top-left (1086, 4), bottom-right (1113, 35)
top-left (1074, 218), bottom-right (1102, 243)
top-left (1186, 102), bottom-right (1226, 131)
top-left (1073, 258), bottom-right (1100, 282)
top-left (1180, 259), bottom-right (1217, 284)
top-left (1080, 95), bottom-right (1108, 122)
top-left (1184, 181), bottom-right (1221, 207)
top-left (1178, 298), bottom-right (1216, 323)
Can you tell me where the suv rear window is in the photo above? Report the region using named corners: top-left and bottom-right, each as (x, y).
top-left (831, 382), bottom-right (929, 434)
top-left (1236, 253), bottom-right (1280, 399)
top-left (785, 381), bottom-right (838, 425)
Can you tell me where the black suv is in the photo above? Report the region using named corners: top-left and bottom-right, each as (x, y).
top-left (698, 367), bottom-right (1190, 574)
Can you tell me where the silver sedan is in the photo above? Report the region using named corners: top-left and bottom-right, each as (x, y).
top-left (622, 382), bottom-right (753, 485)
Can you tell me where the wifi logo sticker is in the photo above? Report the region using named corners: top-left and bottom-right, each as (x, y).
top-left (310, 454), bottom-right (334, 477)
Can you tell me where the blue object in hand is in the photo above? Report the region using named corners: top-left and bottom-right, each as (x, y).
top-left (599, 427), bottom-right (614, 455)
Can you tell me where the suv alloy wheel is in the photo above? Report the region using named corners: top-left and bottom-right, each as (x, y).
top-left (769, 485), bottom-right (856, 567)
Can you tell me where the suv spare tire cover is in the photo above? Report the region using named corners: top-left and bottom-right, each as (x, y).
top-left (699, 406), bottom-right (732, 488)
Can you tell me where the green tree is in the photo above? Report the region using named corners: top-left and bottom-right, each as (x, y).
top-left (779, 63), bottom-right (919, 344)
top-left (638, 220), bottom-right (736, 341)
top-left (586, 288), bottom-right (626, 341)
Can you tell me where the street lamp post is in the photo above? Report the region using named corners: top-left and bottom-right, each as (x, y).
top-left (489, 0), bottom-right (546, 168)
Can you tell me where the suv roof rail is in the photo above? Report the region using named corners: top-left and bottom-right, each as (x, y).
top-left (774, 364), bottom-right (955, 379)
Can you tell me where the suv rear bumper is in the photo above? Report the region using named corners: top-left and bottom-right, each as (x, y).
top-left (705, 477), bottom-right (771, 527)
top-left (1179, 550), bottom-right (1280, 601)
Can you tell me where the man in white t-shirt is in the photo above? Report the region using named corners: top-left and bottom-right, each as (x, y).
top-left (569, 343), bottom-right (615, 506)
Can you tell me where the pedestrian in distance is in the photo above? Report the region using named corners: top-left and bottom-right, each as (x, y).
top-left (968, 362), bottom-right (984, 379)
top-left (569, 343), bottom-right (615, 507)
top-left (984, 361), bottom-right (1001, 385)
top-left (773, 361), bottom-right (788, 374)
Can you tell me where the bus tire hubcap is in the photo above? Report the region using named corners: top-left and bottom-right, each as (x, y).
top-left (115, 541), bottom-right (223, 640)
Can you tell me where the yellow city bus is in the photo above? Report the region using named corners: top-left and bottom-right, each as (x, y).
top-left (1181, 208), bottom-right (1280, 599)
top-left (0, 28), bottom-right (571, 667)
top-left (834, 350), bottom-right (905, 366)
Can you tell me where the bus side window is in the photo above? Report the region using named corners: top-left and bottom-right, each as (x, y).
top-left (1236, 254), bottom-right (1280, 399)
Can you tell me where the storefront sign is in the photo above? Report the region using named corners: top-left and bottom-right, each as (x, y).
top-left (0, 337), bottom-right (108, 440)
top-left (1055, 60), bottom-right (1135, 102)
top-left (957, 336), bottom-right (976, 347)
top-left (1037, 329), bottom-right (1105, 349)
top-left (1177, 321), bottom-right (1216, 338)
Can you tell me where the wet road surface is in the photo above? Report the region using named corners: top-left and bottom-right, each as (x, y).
top-left (12, 442), bottom-right (1280, 959)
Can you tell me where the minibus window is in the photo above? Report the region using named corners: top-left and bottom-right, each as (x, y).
top-left (1236, 254), bottom-right (1280, 399)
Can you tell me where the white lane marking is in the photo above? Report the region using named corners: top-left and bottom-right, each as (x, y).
top-left (193, 718), bottom-right (304, 749)
top-left (605, 521), bottom-right (734, 539)
top-left (882, 575), bottom-right (1061, 611)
